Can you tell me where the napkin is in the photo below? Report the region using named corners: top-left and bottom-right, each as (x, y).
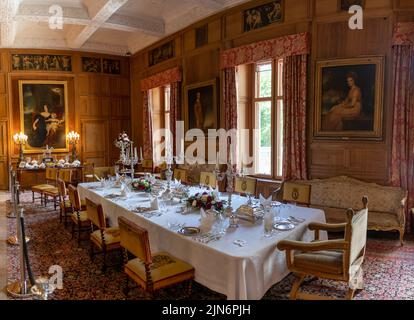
top-left (120, 184), bottom-right (128, 197)
top-left (259, 194), bottom-right (272, 208)
top-left (200, 208), bottom-right (216, 233)
top-left (151, 197), bottom-right (159, 210)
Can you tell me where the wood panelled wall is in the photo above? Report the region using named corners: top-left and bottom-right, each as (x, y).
top-left (0, 49), bottom-right (130, 190)
top-left (131, 0), bottom-right (414, 186)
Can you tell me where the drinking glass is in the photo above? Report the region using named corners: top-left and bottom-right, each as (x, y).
top-left (263, 208), bottom-right (275, 237)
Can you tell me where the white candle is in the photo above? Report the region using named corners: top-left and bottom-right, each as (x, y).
top-left (140, 147), bottom-right (143, 160)
top-left (216, 152), bottom-right (219, 170)
top-left (134, 147), bottom-right (137, 160)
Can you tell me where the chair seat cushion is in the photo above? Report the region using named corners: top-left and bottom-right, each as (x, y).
top-left (91, 227), bottom-right (121, 248)
top-left (64, 199), bottom-right (86, 208)
top-left (125, 252), bottom-right (194, 287)
top-left (294, 250), bottom-right (344, 275)
top-left (32, 184), bottom-right (55, 191)
top-left (44, 188), bottom-right (59, 196)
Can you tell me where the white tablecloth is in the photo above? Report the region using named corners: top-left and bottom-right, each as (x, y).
top-left (78, 182), bottom-right (327, 300)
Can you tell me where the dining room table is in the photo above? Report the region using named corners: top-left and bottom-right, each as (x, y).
top-left (77, 180), bottom-right (327, 300)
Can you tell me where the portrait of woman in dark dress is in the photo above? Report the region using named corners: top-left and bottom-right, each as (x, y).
top-left (30, 104), bottom-right (51, 147)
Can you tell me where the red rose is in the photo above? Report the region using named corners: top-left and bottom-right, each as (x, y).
top-left (206, 203), bottom-right (212, 210)
top-left (207, 196), bottom-right (212, 202)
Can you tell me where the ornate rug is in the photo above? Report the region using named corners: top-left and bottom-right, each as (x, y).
top-left (5, 192), bottom-right (414, 300)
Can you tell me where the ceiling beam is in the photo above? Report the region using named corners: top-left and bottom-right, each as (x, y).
top-left (15, 3), bottom-right (164, 36)
top-left (197, 0), bottom-right (226, 10)
top-left (0, 0), bottom-right (21, 47)
top-left (66, 0), bottom-right (128, 49)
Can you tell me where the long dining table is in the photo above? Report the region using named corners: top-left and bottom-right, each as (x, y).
top-left (77, 181), bottom-right (327, 300)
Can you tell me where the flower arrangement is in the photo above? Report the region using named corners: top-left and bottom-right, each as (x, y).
top-left (132, 178), bottom-right (152, 192)
top-left (187, 191), bottom-right (224, 211)
top-left (114, 132), bottom-right (131, 149)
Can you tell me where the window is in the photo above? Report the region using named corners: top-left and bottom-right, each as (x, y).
top-left (151, 85), bottom-right (171, 159)
top-left (251, 59), bottom-right (283, 179)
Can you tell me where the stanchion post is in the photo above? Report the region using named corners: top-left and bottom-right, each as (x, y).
top-left (6, 166), bottom-right (16, 218)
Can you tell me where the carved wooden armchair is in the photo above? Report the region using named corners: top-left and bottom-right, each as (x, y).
top-left (277, 196), bottom-right (368, 300)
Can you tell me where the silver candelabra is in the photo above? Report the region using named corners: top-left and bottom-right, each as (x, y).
top-left (224, 160), bottom-right (239, 228)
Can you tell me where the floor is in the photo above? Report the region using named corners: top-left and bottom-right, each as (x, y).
top-left (3, 191), bottom-right (414, 300)
top-left (0, 192), bottom-right (9, 300)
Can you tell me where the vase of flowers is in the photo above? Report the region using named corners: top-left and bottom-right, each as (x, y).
top-left (187, 192), bottom-right (225, 212)
top-left (132, 178), bottom-right (152, 192)
top-left (114, 132), bottom-right (131, 162)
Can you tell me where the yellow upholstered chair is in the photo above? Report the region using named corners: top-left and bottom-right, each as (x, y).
top-left (173, 168), bottom-right (188, 184)
top-left (235, 177), bottom-right (257, 195)
top-left (86, 198), bottom-right (121, 272)
top-left (199, 172), bottom-right (217, 188)
top-left (136, 160), bottom-right (154, 177)
top-left (277, 196), bottom-right (369, 300)
top-left (118, 216), bottom-right (194, 298)
top-left (83, 162), bottom-right (95, 182)
top-left (58, 178), bottom-right (85, 227)
top-left (68, 185), bottom-right (91, 247)
top-left (44, 169), bottom-right (74, 210)
top-left (31, 167), bottom-right (58, 205)
top-left (281, 182), bottom-right (311, 206)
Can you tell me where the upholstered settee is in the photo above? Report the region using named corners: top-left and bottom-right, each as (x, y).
top-left (275, 176), bottom-right (407, 245)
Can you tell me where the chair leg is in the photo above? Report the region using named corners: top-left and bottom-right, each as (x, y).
top-left (123, 275), bottom-right (130, 297)
top-left (32, 192), bottom-right (35, 203)
top-left (400, 229), bottom-right (405, 247)
top-left (89, 243), bottom-right (95, 261)
top-left (290, 274), bottom-right (306, 300)
top-left (346, 288), bottom-right (356, 300)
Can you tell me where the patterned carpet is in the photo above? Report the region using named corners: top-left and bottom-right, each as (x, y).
top-left (5, 192), bottom-right (414, 300)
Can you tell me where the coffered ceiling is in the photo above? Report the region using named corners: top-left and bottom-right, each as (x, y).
top-left (0, 0), bottom-right (249, 56)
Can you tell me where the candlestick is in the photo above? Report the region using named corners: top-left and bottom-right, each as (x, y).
top-left (140, 147), bottom-right (143, 161)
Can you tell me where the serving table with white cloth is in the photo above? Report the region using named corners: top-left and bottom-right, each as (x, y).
top-left (78, 182), bottom-right (327, 300)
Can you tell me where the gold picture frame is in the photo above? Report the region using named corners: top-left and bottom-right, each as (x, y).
top-left (184, 79), bottom-right (218, 134)
top-left (19, 80), bottom-right (69, 153)
top-left (314, 56), bottom-right (384, 140)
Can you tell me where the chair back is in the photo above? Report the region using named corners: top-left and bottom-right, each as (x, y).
top-left (57, 178), bottom-right (67, 201)
top-left (94, 167), bottom-right (112, 180)
top-left (173, 169), bottom-right (187, 183)
top-left (235, 177), bottom-right (256, 195)
top-left (58, 169), bottom-right (72, 184)
top-left (282, 182), bottom-right (311, 205)
top-left (118, 216), bottom-right (152, 264)
top-left (199, 172), bottom-right (217, 188)
top-left (46, 167), bottom-right (58, 183)
top-left (345, 197), bottom-right (369, 267)
top-left (82, 162), bottom-right (94, 181)
top-left (67, 185), bottom-right (82, 211)
top-left (142, 159), bottom-right (153, 170)
top-left (85, 198), bottom-right (106, 229)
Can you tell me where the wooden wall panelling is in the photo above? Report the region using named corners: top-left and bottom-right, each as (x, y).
top-left (81, 119), bottom-right (109, 167)
top-left (0, 121), bottom-right (8, 189)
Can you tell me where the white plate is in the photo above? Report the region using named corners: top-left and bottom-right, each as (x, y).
top-left (273, 222), bottom-right (295, 231)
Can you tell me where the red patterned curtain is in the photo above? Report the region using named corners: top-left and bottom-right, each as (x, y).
top-left (282, 54), bottom-right (308, 181)
top-left (142, 90), bottom-right (153, 159)
top-left (170, 82), bottom-right (180, 154)
top-left (223, 67), bottom-right (238, 164)
top-left (390, 23), bottom-right (414, 233)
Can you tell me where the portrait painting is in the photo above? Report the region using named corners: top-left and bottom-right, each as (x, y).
top-left (103, 58), bottom-right (121, 74)
top-left (12, 54), bottom-right (72, 72)
top-left (196, 24), bottom-right (208, 48)
top-left (244, 0), bottom-right (283, 32)
top-left (314, 57), bottom-right (384, 140)
top-left (339, 0), bottom-right (365, 11)
top-left (82, 57), bottom-right (101, 73)
top-left (19, 80), bottom-right (69, 153)
top-left (149, 41), bottom-right (174, 67)
top-left (184, 79), bottom-right (218, 134)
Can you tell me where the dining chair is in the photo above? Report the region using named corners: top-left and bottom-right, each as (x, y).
top-left (86, 198), bottom-right (121, 272)
top-left (44, 169), bottom-right (73, 210)
top-left (136, 159), bottom-right (154, 177)
top-left (173, 168), bottom-right (188, 184)
top-left (93, 167), bottom-right (115, 180)
top-left (234, 176), bottom-right (256, 196)
top-left (199, 172), bottom-right (217, 188)
top-left (31, 167), bottom-right (58, 205)
top-left (277, 196), bottom-right (369, 300)
top-left (83, 162), bottom-right (95, 182)
top-left (67, 185), bottom-right (91, 247)
top-left (118, 216), bottom-right (194, 298)
top-left (58, 178), bottom-right (86, 227)
top-left (280, 181), bottom-right (311, 206)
